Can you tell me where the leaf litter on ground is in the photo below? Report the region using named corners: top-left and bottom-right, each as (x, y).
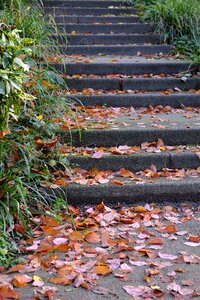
top-left (1, 202), bottom-right (200, 299)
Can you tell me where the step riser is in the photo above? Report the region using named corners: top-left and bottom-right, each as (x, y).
top-left (68, 153), bottom-right (200, 172)
top-left (43, 0), bottom-right (129, 7)
top-left (58, 24), bottom-right (154, 34)
top-left (61, 45), bottom-right (172, 55)
top-left (67, 78), bottom-right (200, 91)
top-left (59, 34), bottom-right (163, 45)
top-left (63, 129), bottom-right (200, 147)
top-left (54, 63), bottom-right (197, 75)
top-left (44, 7), bottom-right (135, 15)
top-left (54, 16), bottom-right (140, 23)
top-left (73, 94), bottom-right (200, 108)
top-left (46, 181), bottom-right (200, 205)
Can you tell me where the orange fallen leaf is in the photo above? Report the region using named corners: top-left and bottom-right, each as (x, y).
top-left (12, 275), bottom-right (32, 288)
top-left (163, 225), bottom-right (177, 234)
top-left (93, 265), bottom-right (111, 276)
top-left (118, 168), bottom-right (134, 178)
top-left (7, 264), bottom-right (25, 274)
top-left (133, 206), bottom-right (147, 213)
top-left (69, 231), bottom-right (84, 242)
top-left (0, 284), bottom-right (20, 299)
top-left (84, 232), bottom-right (100, 244)
top-left (147, 237), bottom-right (164, 245)
top-left (110, 180), bottom-right (124, 185)
top-left (49, 275), bottom-right (71, 285)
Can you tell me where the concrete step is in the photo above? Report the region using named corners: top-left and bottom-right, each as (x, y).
top-left (59, 33), bottom-right (163, 45)
top-left (57, 23), bottom-right (154, 34)
top-left (66, 77), bottom-right (200, 91)
top-left (72, 93), bottom-right (200, 107)
top-left (44, 7), bottom-right (136, 15)
top-left (43, 0), bottom-right (128, 8)
top-left (54, 15), bottom-right (140, 23)
top-left (61, 109), bottom-right (200, 146)
top-left (48, 176), bottom-right (200, 205)
top-left (53, 59), bottom-right (198, 75)
top-left (67, 150), bottom-right (200, 172)
top-left (61, 44), bottom-right (172, 55)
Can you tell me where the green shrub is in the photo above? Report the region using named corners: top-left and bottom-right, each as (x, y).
top-left (0, 3), bottom-right (76, 240)
top-left (0, 28), bottom-right (34, 134)
top-left (0, 0), bottom-right (61, 60)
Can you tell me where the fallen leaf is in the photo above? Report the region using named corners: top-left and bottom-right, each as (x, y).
top-left (69, 231), bottom-right (83, 242)
top-left (12, 275), bottom-right (32, 288)
top-left (92, 151), bottom-right (104, 159)
top-left (84, 232), bottom-right (100, 244)
top-left (93, 265), bottom-right (111, 276)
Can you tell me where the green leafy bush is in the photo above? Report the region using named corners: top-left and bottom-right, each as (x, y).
top-left (0, 28), bottom-right (34, 133)
top-left (0, 2), bottom-right (76, 242)
top-left (0, 0), bottom-right (61, 60)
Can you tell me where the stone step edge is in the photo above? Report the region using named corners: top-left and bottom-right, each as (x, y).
top-left (66, 77), bottom-right (200, 92)
top-left (54, 34), bottom-right (164, 45)
top-left (52, 62), bottom-right (198, 75)
top-left (67, 151), bottom-right (200, 172)
top-left (44, 177), bottom-right (200, 205)
top-left (62, 45), bottom-right (172, 55)
top-left (44, 7), bottom-right (136, 14)
top-left (54, 16), bottom-right (140, 23)
top-left (61, 128), bottom-right (200, 147)
top-left (70, 93), bottom-right (200, 107)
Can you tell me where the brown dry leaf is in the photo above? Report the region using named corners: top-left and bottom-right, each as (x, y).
top-left (69, 231), bottom-right (84, 242)
top-left (93, 265), bottom-right (111, 276)
top-left (84, 232), bottom-right (101, 244)
top-left (147, 237), bottom-right (164, 245)
top-left (162, 225), bottom-right (177, 234)
top-left (49, 275), bottom-right (71, 285)
top-left (7, 264), bottom-right (25, 274)
top-left (118, 168), bottom-right (134, 178)
top-left (110, 180), bottom-right (124, 185)
top-left (12, 274), bottom-right (32, 288)
top-left (0, 284), bottom-right (20, 299)
top-left (133, 206), bottom-right (147, 213)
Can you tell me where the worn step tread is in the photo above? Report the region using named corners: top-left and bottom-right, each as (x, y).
top-left (59, 33), bottom-right (164, 45)
top-left (70, 92), bottom-right (200, 107)
top-left (49, 172), bottom-right (200, 204)
top-left (66, 76), bottom-right (200, 91)
top-left (44, 7), bottom-right (136, 15)
top-left (58, 23), bottom-right (154, 34)
top-left (60, 107), bottom-right (200, 146)
top-left (54, 15), bottom-right (140, 23)
top-left (65, 148), bottom-right (200, 172)
top-left (62, 44), bottom-right (172, 55)
top-left (52, 56), bottom-right (198, 75)
top-left (43, 0), bottom-right (130, 7)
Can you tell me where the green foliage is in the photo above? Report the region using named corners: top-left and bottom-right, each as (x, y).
top-left (0, 229), bottom-right (22, 267)
top-left (138, 0), bottom-right (200, 59)
top-left (0, 1), bottom-right (76, 247)
top-left (0, 28), bottom-right (34, 132)
top-left (0, 0), bottom-right (61, 60)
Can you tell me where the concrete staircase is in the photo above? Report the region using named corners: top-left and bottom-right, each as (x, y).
top-left (43, 0), bottom-right (200, 205)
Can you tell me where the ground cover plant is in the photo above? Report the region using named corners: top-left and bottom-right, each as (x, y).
top-left (134, 0), bottom-right (200, 60)
top-left (0, 1), bottom-right (76, 267)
